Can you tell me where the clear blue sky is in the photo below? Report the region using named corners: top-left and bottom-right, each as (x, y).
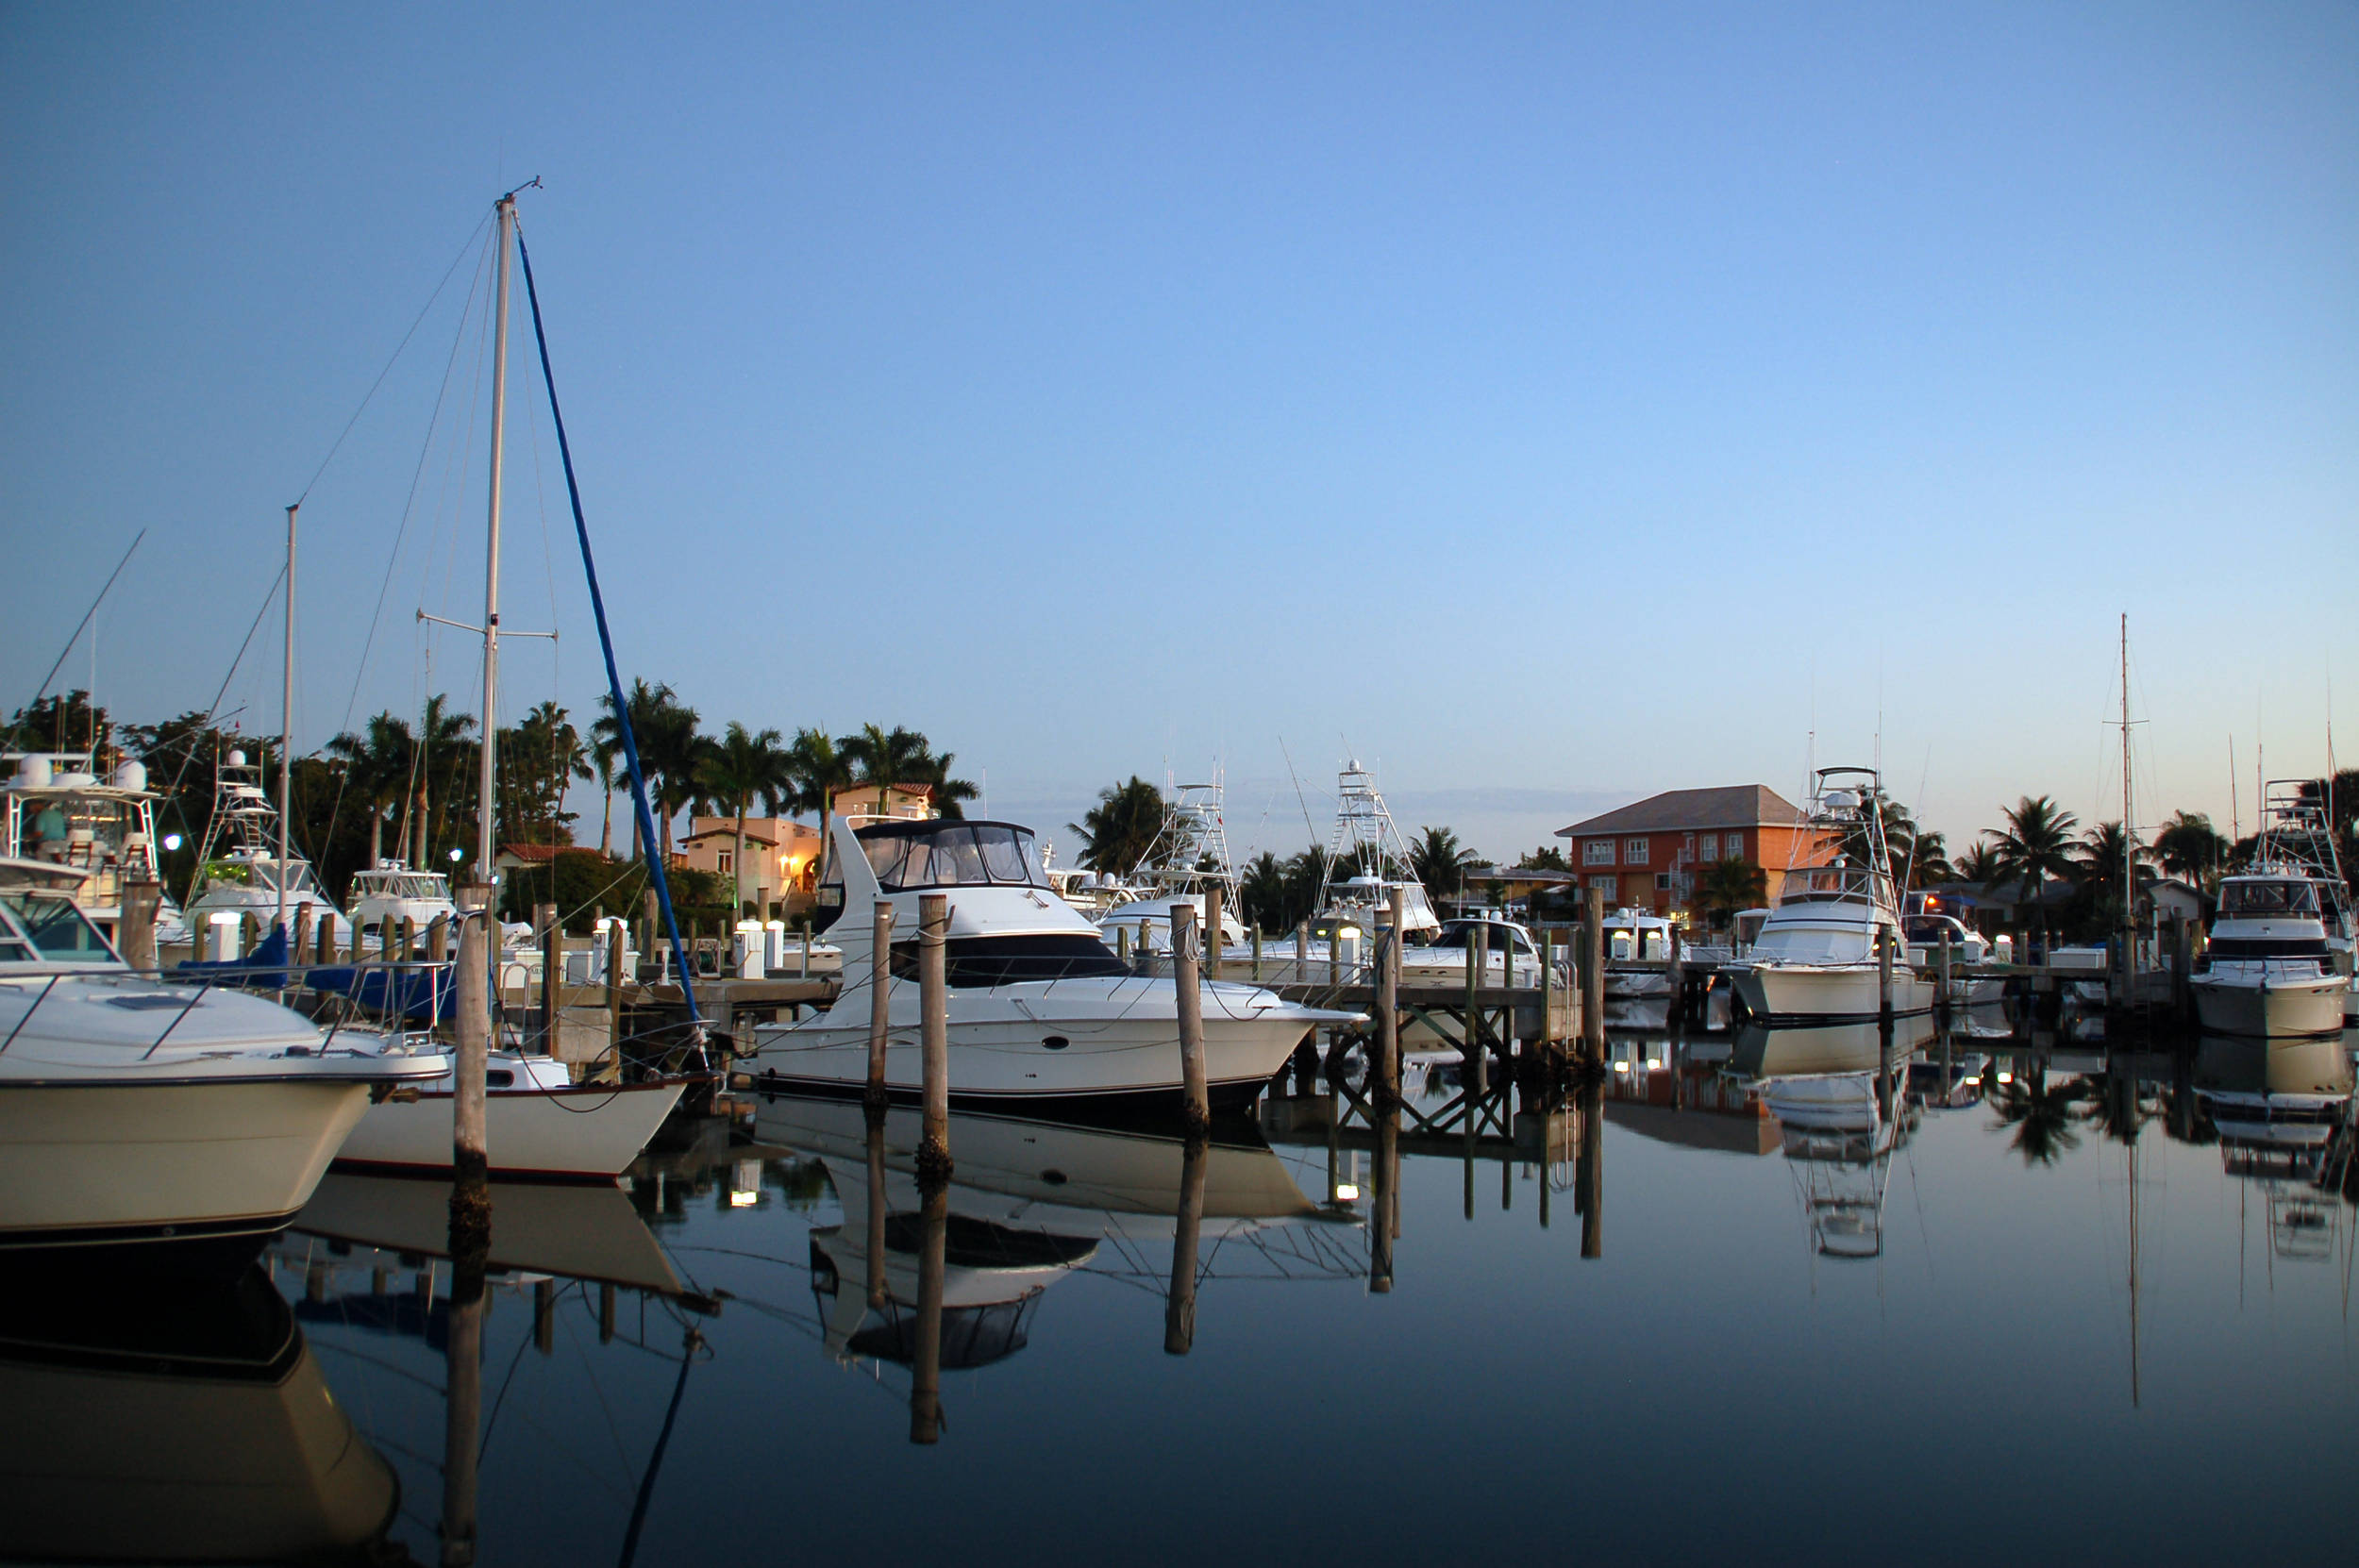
top-left (4, 2), bottom-right (2353, 862)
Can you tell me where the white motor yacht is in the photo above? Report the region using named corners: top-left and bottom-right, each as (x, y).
top-left (2190, 871), bottom-right (2347, 1038)
top-left (344, 859), bottom-right (458, 953)
top-left (1726, 768), bottom-right (1936, 1025)
top-left (0, 859), bottom-right (447, 1266)
top-left (182, 750), bottom-right (354, 953)
top-left (749, 814), bottom-right (1348, 1113)
top-left (2, 749), bottom-right (190, 950)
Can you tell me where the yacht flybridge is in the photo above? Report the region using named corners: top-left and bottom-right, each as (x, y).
top-left (0, 859), bottom-right (447, 1267)
top-left (750, 814), bottom-right (1350, 1113)
top-left (1, 749), bottom-right (188, 949)
top-left (2191, 785), bottom-right (2352, 1039)
top-left (1727, 767), bottom-right (1935, 1026)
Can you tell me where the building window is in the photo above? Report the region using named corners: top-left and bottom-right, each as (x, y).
top-left (1700, 833), bottom-right (1718, 859)
top-left (1625, 838), bottom-right (1648, 865)
top-left (718, 852), bottom-right (732, 875)
top-left (1655, 872), bottom-right (1672, 892)
top-left (1583, 840), bottom-right (1614, 867)
top-left (1589, 874), bottom-right (1615, 892)
top-left (1725, 832), bottom-right (1743, 859)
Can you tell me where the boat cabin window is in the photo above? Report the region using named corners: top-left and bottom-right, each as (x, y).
top-left (1752, 926), bottom-right (1870, 964)
top-left (0, 892), bottom-right (114, 961)
top-left (860, 823), bottom-right (1046, 892)
top-left (2219, 879), bottom-right (2320, 918)
top-left (888, 933), bottom-right (1130, 987)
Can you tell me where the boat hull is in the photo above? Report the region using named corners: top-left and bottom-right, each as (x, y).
top-left (0, 1079), bottom-right (372, 1260)
top-left (2190, 974), bottom-right (2346, 1038)
top-left (1731, 962), bottom-right (1936, 1025)
top-left (749, 986), bottom-right (1316, 1113)
top-left (332, 1076), bottom-right (688, 1181)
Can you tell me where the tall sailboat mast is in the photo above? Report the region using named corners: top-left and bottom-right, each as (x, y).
top-left (475, 195), bottom-right (514, 886)
top-left (277, 502), bottom-right (297, 938)
top-left (2120, 613), bottom-right (2133, 984)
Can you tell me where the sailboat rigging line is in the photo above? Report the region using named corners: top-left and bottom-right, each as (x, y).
top-left (18, 527), bottom-right (143, 724)
top-left (511, 222), bottom-right (700, 1024)
top-left (293, 209), bottom-right (493, 507)
top-left (615, 1326), bottom-right (702, 1568)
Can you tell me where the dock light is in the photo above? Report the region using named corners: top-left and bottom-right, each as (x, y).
top-left (1334, 1183), bottom-right (1361, 1202)
top-left (1612, 1059), bottom-right (1631, 1073)
top-left (448, 847), bottom-right (463, 863)
top-left (1997, 1071), bottom-right (2015, 1085)
top-left (729, 1188), bottom-right (760, 1208)
top-left (1646, 1058), bottom-right (1663, 1071)
top-left (161, 832), bottom-right (182, 851)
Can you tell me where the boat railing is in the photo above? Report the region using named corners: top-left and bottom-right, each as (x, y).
top-left (1777, 863), bottom-right (1891, 906)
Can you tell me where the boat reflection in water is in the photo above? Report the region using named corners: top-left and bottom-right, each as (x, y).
top-left (1732, 1017), bottom-right (1927, 1259)
top-left (278, 1170), bottom-right (688, 1298)
top-left (756, 1091), bottom-right (1345, 1435)
top-left (2194, 1032), bottom-right (2356, 1262)
top-left (0, 1259), bottom-right (398, 1563)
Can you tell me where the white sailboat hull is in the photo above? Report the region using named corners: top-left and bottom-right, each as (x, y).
top-left (334, 1076), bottom-right (687, 1180)
top-left (0, 1079), bottom-right (374, 1251)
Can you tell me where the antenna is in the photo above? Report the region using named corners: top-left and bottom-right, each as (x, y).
top-left (2229, 735), bottom-right (2240, 843)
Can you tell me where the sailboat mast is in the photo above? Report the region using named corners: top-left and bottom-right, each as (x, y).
top-left (476, 195), bottom-right (513, 885)
top-left (278, 502), bottom-right (296, 937)
top-left (2120, 613), bottom-right (2133, 977)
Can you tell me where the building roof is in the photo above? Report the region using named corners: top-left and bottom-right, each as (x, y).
top-left (682, 817), bottom-right (819, 846)
top-left (496, 842), bottom-right (602, 865)
top-left (1556, 785), bottom-right (1805, 840)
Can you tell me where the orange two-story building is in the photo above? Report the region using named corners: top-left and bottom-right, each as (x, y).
top-left (1554, 784), bottom-right (1832, 917)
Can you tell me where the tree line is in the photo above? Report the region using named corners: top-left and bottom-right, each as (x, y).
top-left (5, 689), bottom-right (975, 929)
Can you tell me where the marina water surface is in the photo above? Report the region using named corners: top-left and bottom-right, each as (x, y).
top-left (18, 1026), bottom-right (2358, 1567)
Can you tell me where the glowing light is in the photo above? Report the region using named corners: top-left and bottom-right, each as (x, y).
top-left (448, 847), bottom-right (463, 862)
top-left (1613, 1059), bottom-right (1631, 1073)
top-left (1334, 1183), bottom-right (1361, 1201)
top-left (1997, 1071), bottom-right (2015, 1085)
top-left (161, 832), bottom-right (183, 851)
top-left (728, 1189), bottom-right (760, 1208)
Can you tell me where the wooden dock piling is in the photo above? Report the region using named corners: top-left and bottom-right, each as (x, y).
top-left (120, 878), bottom-right (159, 972)
top-left (1174, 903), bottom-right (1210, 1135)
top-left (1582, 887), bottom-right (1606, 1064)
top-left (916, 892), bottom-right (951, 1181)
top-left (290, 904), bottom-right (312, 976)
top-left (1374, 887), bottom-right (1401, 1103)
top-left (536, 903), bottom-right (560, 1057)
top-left (866, 899), bottom-right (894, 1115)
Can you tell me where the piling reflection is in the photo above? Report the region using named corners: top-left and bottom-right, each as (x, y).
top-left (0, 1261), bottom-right (401, 1564)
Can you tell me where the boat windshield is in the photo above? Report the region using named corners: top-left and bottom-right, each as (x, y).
top-left (2219, 879), bottom-right (2321, 918)
top-left (1753, 926), bottom-right (1871, 964)
top-left (861, 823), bottom-right (1046, 892)
top-left (1779, 863), bottom-right (1887, 906)
top-left (0, 891), bottom-right (115, 962)
top-left (358, 873), bottom-right (447, 900)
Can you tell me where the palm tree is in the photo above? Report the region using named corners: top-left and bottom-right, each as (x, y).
top-left (699, 722), bottom-right (795, 916)
top-left (839, 724), bottom-right (933, 815)
top-left (2153, 809), bottom-right (2229, 890)
top-left (1955, 837), bottom-right (2002, 888)
top-left (1694, 857), bottom-right (1767, 929)
top-left (786, 726), bottom-right (856, 884)
top-left (1909, 828), bottom-right (1953, 887)
top-left (1239, 850), bottom-right (1289, 933)
top-left (1839, 794), bottom-right (1921, 888)
top-left (594, 679), bottom-right (700, 863)
top-left (590, 745), bottom-right (619, 859)
top-left (911, 746), bottom-right (981, 820)
top-left (326, 711), bottom-right (414, 869)
top-left (401, 694), bottom-right (475, 868)
top-left (1408, 826), bottom-right (1479, 913)
top-left (1068, 776), bottom-right (1170, 875)
top-left (1988, 794), bottom-right (2081, 946)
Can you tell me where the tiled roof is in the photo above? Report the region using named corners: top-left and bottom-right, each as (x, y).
top-left (1555, 785), bottom-right (1805, 839)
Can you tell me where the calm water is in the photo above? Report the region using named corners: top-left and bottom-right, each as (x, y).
top-left (13, 1020), bottom-right (2359, 1566)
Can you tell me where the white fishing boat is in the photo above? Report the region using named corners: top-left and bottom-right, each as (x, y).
top-left (345, 859), bottom-right (458, 952)
top-left (181, 748), bottom-right (353, 953)
top-left (0, 859), bottom-right (447, 1267)
top-left (1, 749), bottom-right (190, 951)
top-left (2190, 876), bottom-right (2348, 1038)
top-left (1726, 767), bottom-right (1936, 1025)
top-left (750, 813), bottom-right (1347, 1113)
top-left (1087, 776), bottom-right (1246, 949)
